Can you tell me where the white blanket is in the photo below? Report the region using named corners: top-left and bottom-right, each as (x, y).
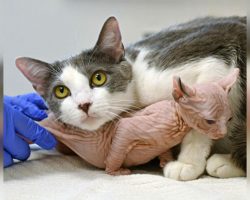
top-left (4, 149), bottom-right (246, 200)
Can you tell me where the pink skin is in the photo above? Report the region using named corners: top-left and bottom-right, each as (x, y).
top-left (174, 68), bottom-right (239, 140)
top-left (41, 101), bottom-right (189, 175)
top-left (40, 69), bottom-right (239, 175)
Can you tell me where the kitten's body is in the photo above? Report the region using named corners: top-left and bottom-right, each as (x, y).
top-left (16, 16), bottom-right (246, 180)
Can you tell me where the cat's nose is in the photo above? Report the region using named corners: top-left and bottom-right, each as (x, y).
top-left (78, 102), bottom-right (92, 113)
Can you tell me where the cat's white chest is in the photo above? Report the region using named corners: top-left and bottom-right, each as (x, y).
top-left (129, 50), bottom-right (233, 107)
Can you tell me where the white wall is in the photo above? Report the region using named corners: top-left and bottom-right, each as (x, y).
top-left (2, 0), bottom-right (246, 95)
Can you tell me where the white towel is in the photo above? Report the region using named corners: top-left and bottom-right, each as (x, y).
top-left (4, 149), bottom-right (246, 200)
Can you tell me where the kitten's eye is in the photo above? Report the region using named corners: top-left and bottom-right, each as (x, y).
top-left (54, 85), bottom-right (71, 99)
top-left (91, 71), bottom-right (107, 87)
top-left (205, 119), bottom-right (216, 125)
top-left (228, 117), bottom-right (233, 122)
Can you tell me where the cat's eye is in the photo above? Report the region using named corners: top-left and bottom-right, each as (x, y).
top-left (54, 85), bottom-right (71, 99)
top-left (91, 71), bottom-right (107, 87)
top-left (205, 119), bottom-right (216, 125)
top-left (228, 117), bottom-right (233, 122)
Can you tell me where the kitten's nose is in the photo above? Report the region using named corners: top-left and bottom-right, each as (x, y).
top-left (78, 102), bottom-right (92, 113)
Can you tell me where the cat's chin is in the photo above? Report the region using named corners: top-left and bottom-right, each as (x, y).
top-left (67, 116), bottom-right (110, 131)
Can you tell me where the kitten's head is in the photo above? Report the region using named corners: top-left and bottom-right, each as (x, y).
top-left (172, 68), bottom-right (239, 139)
top-left (16, 17), bottom-right (135, 131)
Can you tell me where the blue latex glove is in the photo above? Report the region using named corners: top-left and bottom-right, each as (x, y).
top-left (3, 93), bottom-right (57, 168)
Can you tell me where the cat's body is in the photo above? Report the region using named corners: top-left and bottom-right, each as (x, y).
top-left (124, 16), bottom-right (246, 179)
top-left (16, 16), bottom-right (246, 180)
top-left (126, 17), bottom-right (246, 108)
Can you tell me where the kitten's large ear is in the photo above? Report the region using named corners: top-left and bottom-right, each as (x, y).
top-left (217, 68), bottom-right (239, 93)
top-left (16, 57), bottom-right (51, 96)
top-left (95, 16), bottom-right (124, 62)
top-left (172, 76), bottom-right (195, 101)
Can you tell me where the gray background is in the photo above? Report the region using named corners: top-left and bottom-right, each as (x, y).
top-left (3, 0), bottom-right (246, 96)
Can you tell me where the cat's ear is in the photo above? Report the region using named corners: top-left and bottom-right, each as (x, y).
top-left (217, 68), bottom-right (239, 93)
top-left (95, 16), bottom-right (124, 62)
top-left (172, 76), bottom-right (195, 101)
top-left (15, 57), bottom-right (50, 96)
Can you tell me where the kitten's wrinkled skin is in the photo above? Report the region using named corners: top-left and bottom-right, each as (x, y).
top-left (41, 70), bottom-right (238, 175)
top-left (16, 16), bottom-right (246, 179)
top-left (41, 102), bottom-right (187, 173)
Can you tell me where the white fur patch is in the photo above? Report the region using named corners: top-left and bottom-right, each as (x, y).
top-left (60, 66), bottom-right (91, 103)
top-left (130, 50), bottom-right (235, 106)
top-left (58, 65), bottom-right (135, 131)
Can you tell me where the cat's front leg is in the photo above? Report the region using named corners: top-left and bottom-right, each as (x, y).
top-left (206, 154), bottom-right (245, 178)
top-left (163, 129), bottom-right (212, 181)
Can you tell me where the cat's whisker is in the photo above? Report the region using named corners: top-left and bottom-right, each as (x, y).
top-left (107, 99), bottom-right (136, 103)
top-left (96, 105), bottom-right (137, 116)
top-left (105, 99), bottom-right (139, 105)
top-left (55, 115), bottom-right (65, 122)
top-left (104, 111), bottom-right (123, 121)
top-left (93, 104), bottom-right (129, 110)
top-left (94, 99), bottom-right (136, 104)
top-left (94, 103), bottom-right (139, 111)
top-left (92, 105), bottom-right (133, 114)
top-left (93, 101), bottom-right (141, 110)
top-left (93, 108), bottom-right (135, 115)
top-left (100, 100), bottom-right (137, 105)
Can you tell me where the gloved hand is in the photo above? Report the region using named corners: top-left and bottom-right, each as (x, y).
top-left (3, 93), bottom-right (57, 168)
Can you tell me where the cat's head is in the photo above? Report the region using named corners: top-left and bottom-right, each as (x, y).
top-left (172, 68), bottom-right (239, 139)
top-left (16, 17), bottom-right (135, 131)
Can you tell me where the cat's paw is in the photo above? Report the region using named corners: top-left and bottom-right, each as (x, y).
top-left (206, 154), bottom-right (245, 178)
top-left (163, 161), bottom-right (205, 181)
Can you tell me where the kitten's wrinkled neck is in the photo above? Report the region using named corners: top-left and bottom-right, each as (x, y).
top-left (174, 103), bottom-right (191, 132)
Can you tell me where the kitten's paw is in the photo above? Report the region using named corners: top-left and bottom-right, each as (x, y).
top-left (159, 153), bottom-right (173, 168)
top-left (106, 168), bottom-right (131, 176)
top-left (163, 161), bottom-right (205, 181)
top-left (159, 159), bottom-right (168, 168)
top-left (206, 154), bottom-right (245, 178)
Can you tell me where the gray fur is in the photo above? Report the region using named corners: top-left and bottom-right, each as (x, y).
top-left (127, 16), bottom-right (246, 69)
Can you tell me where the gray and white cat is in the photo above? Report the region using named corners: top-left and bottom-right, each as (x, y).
top-left (16, 16), bottom-right (246, 180)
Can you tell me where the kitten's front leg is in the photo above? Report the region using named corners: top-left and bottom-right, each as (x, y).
top-left (163, 129), bottom-right (212, 181)
top-left (105, 140), bottom-right (134, 176)
top-left (159, 151), bottom-right (173, 168)
top-left (105, 118), bottom-right (138, 175)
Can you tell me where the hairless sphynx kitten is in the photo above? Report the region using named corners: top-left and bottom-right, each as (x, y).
top-left (41, 68), bottom-right (239, 175)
